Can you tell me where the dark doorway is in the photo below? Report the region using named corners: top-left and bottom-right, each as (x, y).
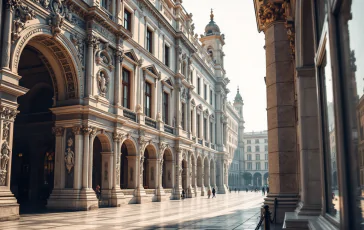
top-left (11, 46), bottom-right (55, 213)
top-left (120, 143), bottom-right (128, 189)
top-left (92, 136), bottom-right (102, 191)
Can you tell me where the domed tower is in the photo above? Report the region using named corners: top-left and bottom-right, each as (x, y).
top-left (233, 86), bottom-right (245, 174)
top-left (234, 87), bottom-right (244, 118)
top-left (200, 9), bottom-right (225, 69)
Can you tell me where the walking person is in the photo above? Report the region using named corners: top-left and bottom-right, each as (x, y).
top-left (262, 187), bottom-right (265, 196)
top-left (181, 189), bottom-right (185, 199)
top-left (266, 186), bottom-right (269, 194)
top-left (246, 188), bottom-right (248, 193)
top-left (208, 188), bottom-right (211, 199)
top-left (235, 188), bottom-right (237, 193)
top-left (212, 187), bottom-right (216, 198)
top-left (95, 185), bottom-right (101, 200)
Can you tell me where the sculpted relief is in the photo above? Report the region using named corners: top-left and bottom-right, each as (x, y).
top-left (65, 137), bottom-right (75, 173)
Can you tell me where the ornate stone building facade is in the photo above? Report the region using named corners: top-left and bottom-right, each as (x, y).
top-left (0, 0), bottom-right (240, 220)
top-left (253, 0), bottom-right (364, 229)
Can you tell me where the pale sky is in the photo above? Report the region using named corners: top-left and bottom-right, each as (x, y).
top-left (183, 0), bottom-right (267, 132)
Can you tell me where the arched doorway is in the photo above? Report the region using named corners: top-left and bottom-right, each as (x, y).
top-left (182, 159), bottom-right (188, 191)
top-left (120, 139), bottom-right (137, 189)
top-left (162, 149), bottom-right (173, 188)
top-left (143, 145), bottom-right (157, 189)
top-left (197, 156), bottom-right (202, 188)
top-left (204, 158), bottom-right (209, 188)
top-left (243, 172), bottom-right (252, 187)
top-left (92, 134), bottom-right (112, 201)
top-left (263, 172), bottom-right (269, 186)
top-left (253, 173), bottom-right (262, 187)
top-left (11, 46), bottom-right (56, 211)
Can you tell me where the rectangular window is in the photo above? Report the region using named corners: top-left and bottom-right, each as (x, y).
top-left (122, 69), bottom-right (131, 109)
top-left (255, 139), bottom-right (259, 144)
top-left (215, 94), bottom-right (217, 108)
top-left (197, 114), bottom-right (200, 138)
top-left (247, 140), bottom-right (251, 144)
top-left (265, 154), bottom-right (268, 160)
top-left (265, 145), bottom-right (268, 151)
top-left (210, 90), bottom-right (213, 104)
top-left (255, 146), bottom-right (260, 152)
top-left (247, 146), bottom-right (251, 152)
top-left (210, 122), bottom-right (213, 142)
top-left (163, 92), bottom-right (169, 124)
top-left (191, 72), bottom-right (193, 85)
top-left (256, 154), bottom-right (260, 160)
top-left (265, 162), bottom-right (268, 170)
top-left (264, 139), bottom-right (268, 143)
top-left (197, 78), bottom-right (201, 95)
top-left (124, 9), bottom-right (132, 31)
top-left (190, 110), bottom-right (193, 132)
top-left (256, 162), bottom-right (261, 170)
top-left (204, 118), bottom-right (207, 140)
top-left (181, 103), bottom-right (185, 130)
top-left (247, 162), bottom-right (252, 170)
top-left (164, 45), bottom-right (170, 67)
top-left (144, 82), bottom-right (152, 117)
top-left (146, 29), bottom-right (153, 53)
top-left (204, 84), bottom-right (207, 100)
top-left (247, 154), bottom-right (252, 160)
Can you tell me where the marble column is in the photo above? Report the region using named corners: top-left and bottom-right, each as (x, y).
top-left (73, 126), bottom-right (83, 190)
top-left (1, 1), bottom-right (15, 69)
top-left (172, 148), bottom-right (182, 199)
top-left (193, 162), bottom-right (197, 196)
top-left (201, 164), bottom-right (205, 196)
top-left (86, 35), bottom-right (98, 97)
top-left (155, 156), bottom-right (166, 201)
top-left (114, 49), bottom-right (123, 107)
top-left (111, 133), bottom-right (125, 207)
top-left (260, 3), bottom-right (299, 223)
top-left (0, 106), bottom-right (19, 220)
top-left (88, 128), bottom-right (97, 190)
top-left (101, 152), bottom-right (113, 204)
top-left (53, 127), bottom-right (65, 189)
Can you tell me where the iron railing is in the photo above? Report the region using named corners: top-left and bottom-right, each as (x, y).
top-left (164, 124), bottom-right (174, 134)
top-left (198, 138), bottom-right (203, 145)
top-left (255, 198), bottom-right (277, 230)
top-left (123, 109), bottom-right (137, 122)
top-left (145, 117), bottom-right (157, 128)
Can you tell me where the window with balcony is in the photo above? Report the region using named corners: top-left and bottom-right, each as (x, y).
top-left (247, 162), bottom-right (252, 170)
top-left (247, 146), bottom-right (251, 152)
top-left (210, 89), bottom-right (213, 104)
top-left (124, 9), bottom-right (132, 31)
top-left (122, 69), bottom-right (131, 109)
top-left (197, 78), bottom-right (201, 95)
top-left (247, 154), bottom-right (252, 160)
top-left (144, 82), bottom-right (152, 117)
top-left (255, 146), bottom-right (260, 152)
top-left (163, 92), bottom-right (169, 124)
top-left (256, 154), bottom-right (260, 160)
top-left (146, 28), bottom-right (153, 53)
top-left (255, 139), bottom-right (259, 144)
top-left (265, 145), bottom-right (268, 151)
top-left (181, 103), bottom-right (185, 130)
top-left (197, 114), bottom-right (200, 138)
top-left (256, 162), bottom-right (261, 170)
top-left (265, 162), bottom-right (268, 170)
top-left (204, 84), bottom-right (207, 100)
top-left (204, 118), bottom-right (207, 140)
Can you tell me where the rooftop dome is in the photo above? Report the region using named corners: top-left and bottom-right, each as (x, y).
top-left (205, 9), bottom-right (221, 36)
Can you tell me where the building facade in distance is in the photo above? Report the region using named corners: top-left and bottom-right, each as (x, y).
top-left (0, 0), bottom-right (241, 220)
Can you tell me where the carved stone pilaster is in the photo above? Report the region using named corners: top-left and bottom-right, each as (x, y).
top-left (0, 106), bottom-right (18, 121)
top-left (53, 127), bottom-right (65, 136)
top-left (87, 34), bottom-right (100, 49)
top-left (72, 125), bottom-right (82, 135)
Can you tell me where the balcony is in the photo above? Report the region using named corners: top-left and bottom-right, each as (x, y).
top-left (145, 117), bottom-right (157, 128)
top-left (123, 109), bottom-right (137, 122)
top-left (164, 124), bottom-right (174, 134)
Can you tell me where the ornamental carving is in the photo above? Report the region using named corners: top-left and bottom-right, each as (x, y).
top-left (53, 127), bottom-right (64, 136)
top-left (48, 0), bottom-right (71, 36)
top-left (87, 35), bottom-right (100, 50)
top-left (70, 33), bottom-right (85, 66)
top-left (160, 159), bottom-right (164, 175)
top-left (2, 122), bottom-right (10, 141)
top-left (96, 42), bottom-right (114, 71)
top-left (159, 142), bottom-right (168, 157)
top-left (140, 155), bottom-right (145, 177)
top-left (65, 137), bottom-right (75, 173)
top-left (12, 2), bottom-right (36, 42)
top-left (258, 1), bottom-right (286, 29)
top-left (97, 71), bottom-right (109, 97)
top-left (0, 141), bottom-right (11, 186)
top-left (116, 164), bottom-right (120, 184)
top-left (0, 107), bottom-right (17, 121)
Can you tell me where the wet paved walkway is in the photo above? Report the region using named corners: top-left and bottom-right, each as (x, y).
top-left (2, 192), bottom-right (272, 230)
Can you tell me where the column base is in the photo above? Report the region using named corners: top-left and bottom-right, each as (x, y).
top-left (47, 188), bottom-right (98, 211)
top-left (283, 212), bottom-right (339, 230)
top-left (264, 193), bottom-right (299, 224)
top-left (155, 187), bottom-right (168, 202)
top-left (0, 190), bottom-right (19, 221)
top-left (217, 184), bottom-right (228, 194)
top-left (295, 201), bottom-right (322, 216)
top-left (187, 186), bottom-right (193, 198)
top-left (132, 186), bottom-right (150, 204)
top-left (110, 188), bottom-right (126, 207)
top-left (171, 186), bottom-right (182, 200)
top-left (201, 186), bottom-right (205, 196)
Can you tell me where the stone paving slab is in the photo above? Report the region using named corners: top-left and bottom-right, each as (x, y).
top-left (1, 193), bottom-right (274, 230)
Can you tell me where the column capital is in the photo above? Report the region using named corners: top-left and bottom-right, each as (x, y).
top-left (53, 127), bottom-right (65, 136)
top-left (0, 106), bottom-right (18, 121)
top-left (87, 34), bottom-right (99, 49)
top-left (72, 125), bottom-right (82, 135)
top-left (257, 1), bottom-right (286, 31)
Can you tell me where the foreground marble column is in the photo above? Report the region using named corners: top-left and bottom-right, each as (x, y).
top-left (172, 148), bottom-right (182, 199)
top-left (111, 134), bottom-right (125, 206)
top-left (261, 12), bottom-right (299, 224)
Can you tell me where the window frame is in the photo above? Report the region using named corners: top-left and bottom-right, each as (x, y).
top-left (163, 92), bottom-right (169, 124)
top-left (146, 28), bottom-right (153, 54)
top-left (122, 68), bottom-right (131, 109)
top-left (144, 81), bottom-right (152, 118)
top-left (124, 8), bottom-right (132, 31)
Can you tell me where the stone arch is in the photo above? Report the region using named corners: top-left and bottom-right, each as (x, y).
top-left (120, 138), bottom-right (137, 189)
top-left (143, 144), bottom-right (157, 189)
top-left (11, 26), bottom-right (82, 100)
top-left (243, 172), bottom-right (252, 187)
top-left (253, 172), bottom-right (262, 187)
top-left (162, 148), bottom-right (173, 188)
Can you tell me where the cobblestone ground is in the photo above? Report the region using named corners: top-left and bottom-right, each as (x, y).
top-left (2, 192), bottom-right (270, 230)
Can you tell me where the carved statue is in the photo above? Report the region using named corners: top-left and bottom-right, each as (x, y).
top-left (97, 71), bottom-right (109, 96)
top-left (0, 141), bottom-right (11, 186)
top-left (140, 156), bottom-right (144, 177)
top-left (160, 159), bottom-right (164, 175)
top-left (64, 137), bottom-right (75, 173)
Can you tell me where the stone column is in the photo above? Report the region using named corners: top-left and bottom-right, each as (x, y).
top-left (88, 128), bottom-right (97, 189)
top-left (1, 1), bottom-right (15, 69)
top-left (134, 143), bottom-right (147, 203)
top-left (201, 164), bottom-right (205, 196)
top-left (258, 2), bottom-right (299, 223)
top-left (187, 92), bottom-right (192, 138)
top-left (193, 162), bottom-right (197, 196)
top-left (206, 116), bottom-right (210, 143)
top-left (114, 48), bottom-right (123, 107)
top-left (53, 127), bottom-right (65, 189)
top-left (175, 84), bottom-right (182, 134)
top-left (294, 67), bottom-right (321, 216)
top-left (111, 133), bottom-right (125, 207)
top-left (101, 152), bottom-right (113, 204)
top-left (72, 126), bottom-right (83, 190)
top-left (0, 106), bottom-right (19, 220)
top-left (156, 156), bottom-right (166, 201)
top-left (86, 35), bottom-right (99, 97)
top-left (126, 156), bottom-right (137, 189)
top-left (82, 127), bottom-right (91, 189)
top-left (172, 148), bottom-right (182, 199)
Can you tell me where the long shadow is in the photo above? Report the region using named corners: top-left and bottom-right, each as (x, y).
top-left (138, 206), bottom-right (283, 230)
